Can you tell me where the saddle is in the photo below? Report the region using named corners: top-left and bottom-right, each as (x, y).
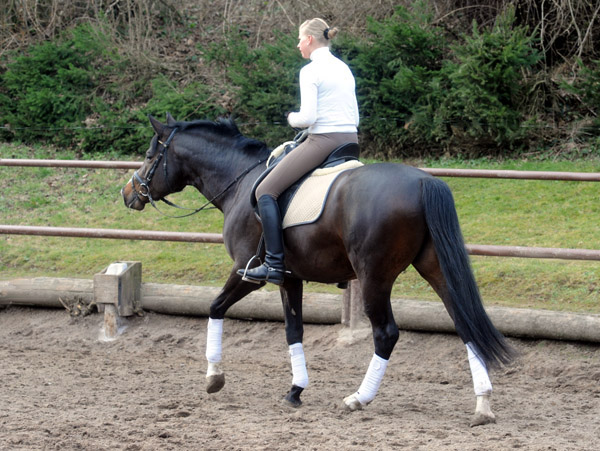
top-left (250, 134), bottom-right (360, 219)
top-left (248, 133), bottom-right (361, 289)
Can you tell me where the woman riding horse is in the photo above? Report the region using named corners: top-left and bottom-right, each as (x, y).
top-left (238, 18), bottom-right (360, 285)
top-left (121, 20), bottom-right (514, 425)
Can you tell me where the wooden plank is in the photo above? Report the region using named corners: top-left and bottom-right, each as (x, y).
top-left (3, 278), bottom-right (600, 342)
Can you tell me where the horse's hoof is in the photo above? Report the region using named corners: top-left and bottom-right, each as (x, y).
top-left (469, 412), bottom-right (496, 427)
top-left (206, 373), bottom-right (225, 394)
top-left (283, 385), bottom-right (303, 408)
top-left (470, 394), bottom-right (496, 426)
top-left (342, 394), bottom-right (363, 411)
top-left (282, 397), bottom-right (302, 408)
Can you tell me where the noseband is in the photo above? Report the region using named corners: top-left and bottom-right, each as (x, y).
top-left (128, 126), bottom-right (268, 218)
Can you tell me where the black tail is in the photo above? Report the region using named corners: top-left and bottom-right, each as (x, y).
top-left (421, 176), bottom-right (514, 368)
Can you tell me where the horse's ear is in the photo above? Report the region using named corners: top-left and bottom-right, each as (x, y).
top-left (148, 115), bottom-right (165, 135)
top-left (166, 112), bottom-right (176, 126)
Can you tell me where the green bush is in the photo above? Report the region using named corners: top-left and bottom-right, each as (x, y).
top-left (0, 23), bottom-right (225, 156)
top-left (418, 9), bottom-right (541, 153)
top-left (571, 59), bottom-right (600, 107)
top-left (562, 59), bottom-right (600, 141)
top-left (0, 6), bottom-right (560, 158)
top-left (0, 24), bottom-right (109, 146)
top-left (78, 76), bottom-right (226, 155)
top-left (76, 100), bottom-right (147, 156)
top-left (342, 4), bottom-right (447, 156)
top-left (202, 29), bottom-right (305, 146)
top-left (339, 5), bottom-right (540, 156)
top-left (144, 76), bottom-right (225, 121)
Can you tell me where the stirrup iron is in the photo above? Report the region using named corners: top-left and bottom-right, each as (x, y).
top-left (239, 254), bottom-right (264, 284)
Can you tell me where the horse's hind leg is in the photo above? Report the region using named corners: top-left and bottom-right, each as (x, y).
top-left (343, 281), bottom-right (398, 411)
top-left (412, 241), bottom-right (495, 426)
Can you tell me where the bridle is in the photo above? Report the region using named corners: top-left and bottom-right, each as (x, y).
top-left (131, 127), bottom-right (178, 198)
top-left (127, 127), bottom-right (267, 218)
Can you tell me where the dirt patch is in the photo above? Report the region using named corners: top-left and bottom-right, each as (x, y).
top-left (1, 306), bottom-right (599, 450)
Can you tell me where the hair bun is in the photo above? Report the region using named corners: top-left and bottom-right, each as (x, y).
top-left (300, 19), bottom-right (338, 43)
top-left (326, 26), bottom-right (339, 40)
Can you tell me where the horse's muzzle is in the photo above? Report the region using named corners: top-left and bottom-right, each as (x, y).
top-left (121, 183), bottom-right (146, 211)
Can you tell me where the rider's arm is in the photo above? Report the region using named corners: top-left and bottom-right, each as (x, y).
top-left (287, 67), bottom-right (318, 128)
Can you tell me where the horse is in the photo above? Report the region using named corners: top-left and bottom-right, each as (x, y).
top-left (121, 114), bottom-right (514, 426)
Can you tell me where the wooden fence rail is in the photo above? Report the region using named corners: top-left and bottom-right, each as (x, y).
top-left (3, 158), bottom-right (600, 338)
top-left (2, 158), bottom-right (600, 181)
top-left (1, 158), bottom-right (599, 261)
top-left (1, 225), bottom-right (600, 261)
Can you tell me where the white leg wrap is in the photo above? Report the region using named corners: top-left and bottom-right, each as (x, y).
top-left (354, 354), bottom-right (389, 405)
top-left (467, 342), bottom-right (493, 396)
top-left (289, 343), bottom-right (309, 388)
top-left (205, 318), bottom-right (223, 363)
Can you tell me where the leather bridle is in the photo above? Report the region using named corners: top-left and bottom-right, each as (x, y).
top-left (130, 127), bottom-right (179, 201)
top-left (127, 127), bottom-right (267, 218)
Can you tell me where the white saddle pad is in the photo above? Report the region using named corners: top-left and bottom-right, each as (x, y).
top-left (282, 160), bottom-right (363, 229)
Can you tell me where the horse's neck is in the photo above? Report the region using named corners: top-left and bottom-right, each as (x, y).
top-left (185, 145), bottom-right (266, 213)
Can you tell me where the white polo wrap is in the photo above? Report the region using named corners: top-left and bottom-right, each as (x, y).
top-left (355, 354), bottom-right (389, 405)
top-left (205, 318), bottom-right (223, 363)
top-left (289, 343), bottom-right (309, 388)
top-left (467, 342), bottom-right (493, 395)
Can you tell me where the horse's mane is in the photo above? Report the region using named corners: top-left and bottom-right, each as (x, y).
top-left (174, 117), bottom-right (239, 135)
top-left (173, 117), bottom-right (269, 154)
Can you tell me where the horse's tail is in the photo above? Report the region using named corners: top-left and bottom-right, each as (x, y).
top-left (420, 176), bottom-right (514, 369)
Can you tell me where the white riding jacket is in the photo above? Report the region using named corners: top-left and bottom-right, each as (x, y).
top-left (287, 47), bottom-right (359, 134)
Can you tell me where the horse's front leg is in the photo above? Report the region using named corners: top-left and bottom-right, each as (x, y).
top-left (206, 317), bottom-right (225, 393)
top-left (205, 270), bottom-right (265, 394)
top-left (280, 278), bottom-right (308, 407)
top-left (466, 342), bottom-right (496, 427)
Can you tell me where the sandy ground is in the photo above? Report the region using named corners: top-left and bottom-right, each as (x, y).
top-left (1, 305), bottom-right (599, 450)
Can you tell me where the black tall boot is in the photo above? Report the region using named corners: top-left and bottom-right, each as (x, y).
top-left (237, 194), bottom-right (286, 285)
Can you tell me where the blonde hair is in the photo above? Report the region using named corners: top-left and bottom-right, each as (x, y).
top-left (299, 18), bottom-right (339, 46)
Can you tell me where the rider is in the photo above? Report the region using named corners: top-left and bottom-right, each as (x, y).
top-left (238, 18), bottom-right (360, 285)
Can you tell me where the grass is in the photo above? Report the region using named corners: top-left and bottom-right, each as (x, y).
top-left (1, 143), bottom-right (600, 313)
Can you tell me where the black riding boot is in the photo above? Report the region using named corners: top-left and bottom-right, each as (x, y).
top-left (238, 195), bottom-right (286, 285)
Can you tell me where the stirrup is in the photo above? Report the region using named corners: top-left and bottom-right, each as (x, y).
top-left (238, 255), bottom-right (263, 284)
top-left (246, 265), bottom-right (289, 286)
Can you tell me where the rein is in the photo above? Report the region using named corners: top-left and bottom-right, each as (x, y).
top-left (129, 127), bottom-right (267, 218)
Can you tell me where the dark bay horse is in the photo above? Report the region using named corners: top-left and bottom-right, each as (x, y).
top-left (121, 114), bottom-right (514, 426)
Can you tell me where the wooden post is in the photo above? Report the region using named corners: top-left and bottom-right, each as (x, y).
top-left (103, 304), bottom-right (120, 339)
top-left (341, 280), bottom-right (368, 329)
top-left (339, 280), bottom-right (370, 344)
top-left (94, 261), bottom-right (142, 340)
top-left (341, 286), bottom-right (351, 326)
